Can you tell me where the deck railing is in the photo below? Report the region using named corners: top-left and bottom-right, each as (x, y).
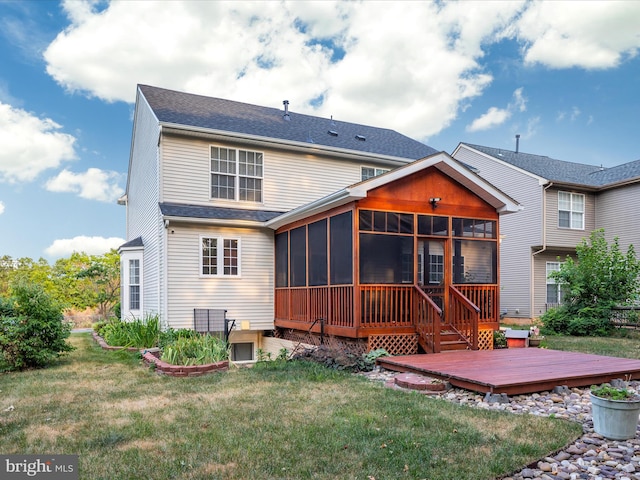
top-left (449, 285), bottom-right (480, 349)
top-left (455, 284), bottom-right (497, 323)
top-left (414, 285), bottom-right (443, 353)
top-left (360, 285), bottom-right (413, 328)
top-left (275, 286), bottom-right (354, 328)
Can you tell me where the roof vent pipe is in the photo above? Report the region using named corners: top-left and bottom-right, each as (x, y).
top-left (515, 134), bottom-right (520, 153)
top-left (283, 100), bottom-right (290, 121)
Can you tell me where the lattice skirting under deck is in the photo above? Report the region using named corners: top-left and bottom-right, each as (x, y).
top-left (368, 334), bottom-right (419, 356)
top-left (478, 328), bottom-right (494, 350)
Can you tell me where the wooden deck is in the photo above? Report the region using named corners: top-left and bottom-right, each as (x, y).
top-left (377, 348), bottom-right (640, 395)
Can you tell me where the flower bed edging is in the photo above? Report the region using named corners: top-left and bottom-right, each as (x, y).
top-left (91, 331), bottom-right (229, 377)
top-left (91, 331), bottom-right (139, 352)
top-left (141, 351), bottom-right (228, 377)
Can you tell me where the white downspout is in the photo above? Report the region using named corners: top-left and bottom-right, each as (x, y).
top-left (531, 182), bottom-right (553, 319)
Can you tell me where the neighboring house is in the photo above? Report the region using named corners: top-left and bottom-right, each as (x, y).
top-left (452, 142), bottom-right (640, 320)
top-left (119, 85), bottom-right (518, 359)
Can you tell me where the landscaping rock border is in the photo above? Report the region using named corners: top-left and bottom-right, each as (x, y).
top-left (91, 331), bottom-right (229, 377)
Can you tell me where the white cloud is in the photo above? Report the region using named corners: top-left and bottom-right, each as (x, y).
top-left (467, 107), bottom-right (510, 132)
top-left (515, 1), bottom-right (640, 69)
top-left (0, 201), bottom-right (5, 215)
top-left (41, 1), bottom-right (639, 141)
top-left (45, 235), bottom-right (125, 258)
top-left (42, 1), bottom-right (521, 139)
top-left (45, 168), bottom-right (125, 202)
top-left (0, 102), bottom-right (76, 183)
top-left (466, 88), bottom-right (527, 132)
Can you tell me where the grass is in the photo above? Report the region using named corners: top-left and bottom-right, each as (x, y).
top-left (0, 334), bottom-right (581, 480)
top-left (543, 329), bottom-right (640, 359)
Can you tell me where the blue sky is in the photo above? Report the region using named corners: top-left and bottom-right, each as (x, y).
top-left (0, 0), bottom-right (639, 260)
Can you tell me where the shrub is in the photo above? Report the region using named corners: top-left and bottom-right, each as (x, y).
top-left (0, 282), bottom-right (74, 370)
top-left (157, 327), bottom-right (200, 351)
top-left (545, 230), bottom-right (640, 336)
top-left (160, 334), bottom-right (229, 365)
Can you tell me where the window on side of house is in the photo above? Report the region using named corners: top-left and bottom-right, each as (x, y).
top-left (546, 261), bottom-right (563, 304)
top-left (201, 236), bottom-right (240, 277)
top-left (211, 146), bottom-right (263, 202)
top-left (129, 259), bottom-right (140, 311)
top-left (361, 166), bottom-right (390, 181)
top-left (558, 191), bottom-right (584, 229)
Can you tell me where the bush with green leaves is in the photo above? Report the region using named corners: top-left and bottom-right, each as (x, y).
top-left (160, 334), bottom-right (229, 365)
top-left (542, 229), bottom-right (640, 336)
top-left (0, 282), bottom-right (74, 370)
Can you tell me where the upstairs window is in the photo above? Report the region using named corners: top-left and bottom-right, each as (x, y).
top-left (361, 166), bottom-right (390, 181)
top-left (558, 191), bottom-right (584, 229)
top-left (211, 146), bottom-right (263, 202)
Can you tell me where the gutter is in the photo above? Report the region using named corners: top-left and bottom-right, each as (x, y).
top-left (160, 123), bottom-right (416, 167)
top-left (530, 182), bottom-right (554, 318)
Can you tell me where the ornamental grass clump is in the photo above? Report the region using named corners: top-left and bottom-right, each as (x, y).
top-left (99, 314), bottom-right (160, 348)
top-left (160, 334), bottom-right (229, 366)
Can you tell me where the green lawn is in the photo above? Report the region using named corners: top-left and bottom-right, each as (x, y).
top-left (0, 334), bottom-right (581, 480)
top-left (543, 329), bottom-right (640, 359)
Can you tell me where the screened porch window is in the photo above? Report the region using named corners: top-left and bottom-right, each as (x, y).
top-left (289, 226), bottom-right (306, 287)
top-left (308, 219), bottom-right (328, 286)
top-left (452, 239), bottom-right (496, 284)
top-left (275, 232), bottom-right (288, 287)
top-left (330, 211), bottom-right (353, 285)
top-left (359, 233), bottom-right (413, 284)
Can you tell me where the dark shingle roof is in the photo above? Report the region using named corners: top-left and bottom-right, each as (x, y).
top-left (465, 144), bottom-right (640, 188)
top-left (139, 85), bottom-right (437, 160)
top-left (160, 202), bottom-right (284, 222)
top-left (119, 236), bottom-right (143, 249)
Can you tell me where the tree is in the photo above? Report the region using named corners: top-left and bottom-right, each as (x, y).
top-left (75, 250), bottom-right (121, 319)
top-left (542, 229), bottom-right (640, 336)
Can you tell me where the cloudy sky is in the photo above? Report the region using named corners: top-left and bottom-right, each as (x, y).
top-left (1, 0), bottom-right (639, 260)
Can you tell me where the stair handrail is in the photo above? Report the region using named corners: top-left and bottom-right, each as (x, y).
top-left (449, 285), bottom-right (480, 350)
top-left (413, 285), bottom-right (442, 353)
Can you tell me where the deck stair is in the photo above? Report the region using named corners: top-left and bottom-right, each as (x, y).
top-left (439, 329), bottom-right (469, 351)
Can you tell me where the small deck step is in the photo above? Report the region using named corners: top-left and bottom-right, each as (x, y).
top-left (389, 373), bottom-right (449, 393)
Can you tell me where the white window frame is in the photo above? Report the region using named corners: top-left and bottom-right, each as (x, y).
top-left (120, 250), bottom-right (143, 319)
top-left (361, 166), bottom-right (390, 181)
top-left (200, 235), bottom-right (241, 278)
top-left (210, 145), bottom-right (264, 202)
top-left (546, 261), bottom-right (563, 304)
top-left (558, 191), bottom-right (584, 230)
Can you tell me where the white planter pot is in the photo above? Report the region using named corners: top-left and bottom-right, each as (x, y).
top-left (590, 392), bottom-right (640, 440)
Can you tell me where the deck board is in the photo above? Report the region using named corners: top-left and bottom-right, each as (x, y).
top-left (377, 348), bottom-right (640, 395)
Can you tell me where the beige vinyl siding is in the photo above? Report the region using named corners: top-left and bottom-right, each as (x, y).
top-left (453, 145), bottom-right (541, 318)
top-left (532, 249), bottom-right (576, 317)
top-left (545, 188), bottom-right (596, 247)
top-left (165, 224), bottom-right (274, 330)
top-left (596, 184), bottom-right (640, 252)
top-left (160, 136), bottom-right (382, 211)
top-left (126, 96), bottom-right (162, 317)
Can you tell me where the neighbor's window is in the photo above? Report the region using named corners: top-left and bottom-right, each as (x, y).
top-left (201, 236), bottom-right (240, 277)
top-left (129, 259), bottom-right (140, 310)
top-left (361, 166), bottom-right (390, 181)
top-left (558, 191), bottom-right (584, 229)
top-left (211, 146), bottom-right (263, 202)
top-left (546, 262), bottom-right (563, 304)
